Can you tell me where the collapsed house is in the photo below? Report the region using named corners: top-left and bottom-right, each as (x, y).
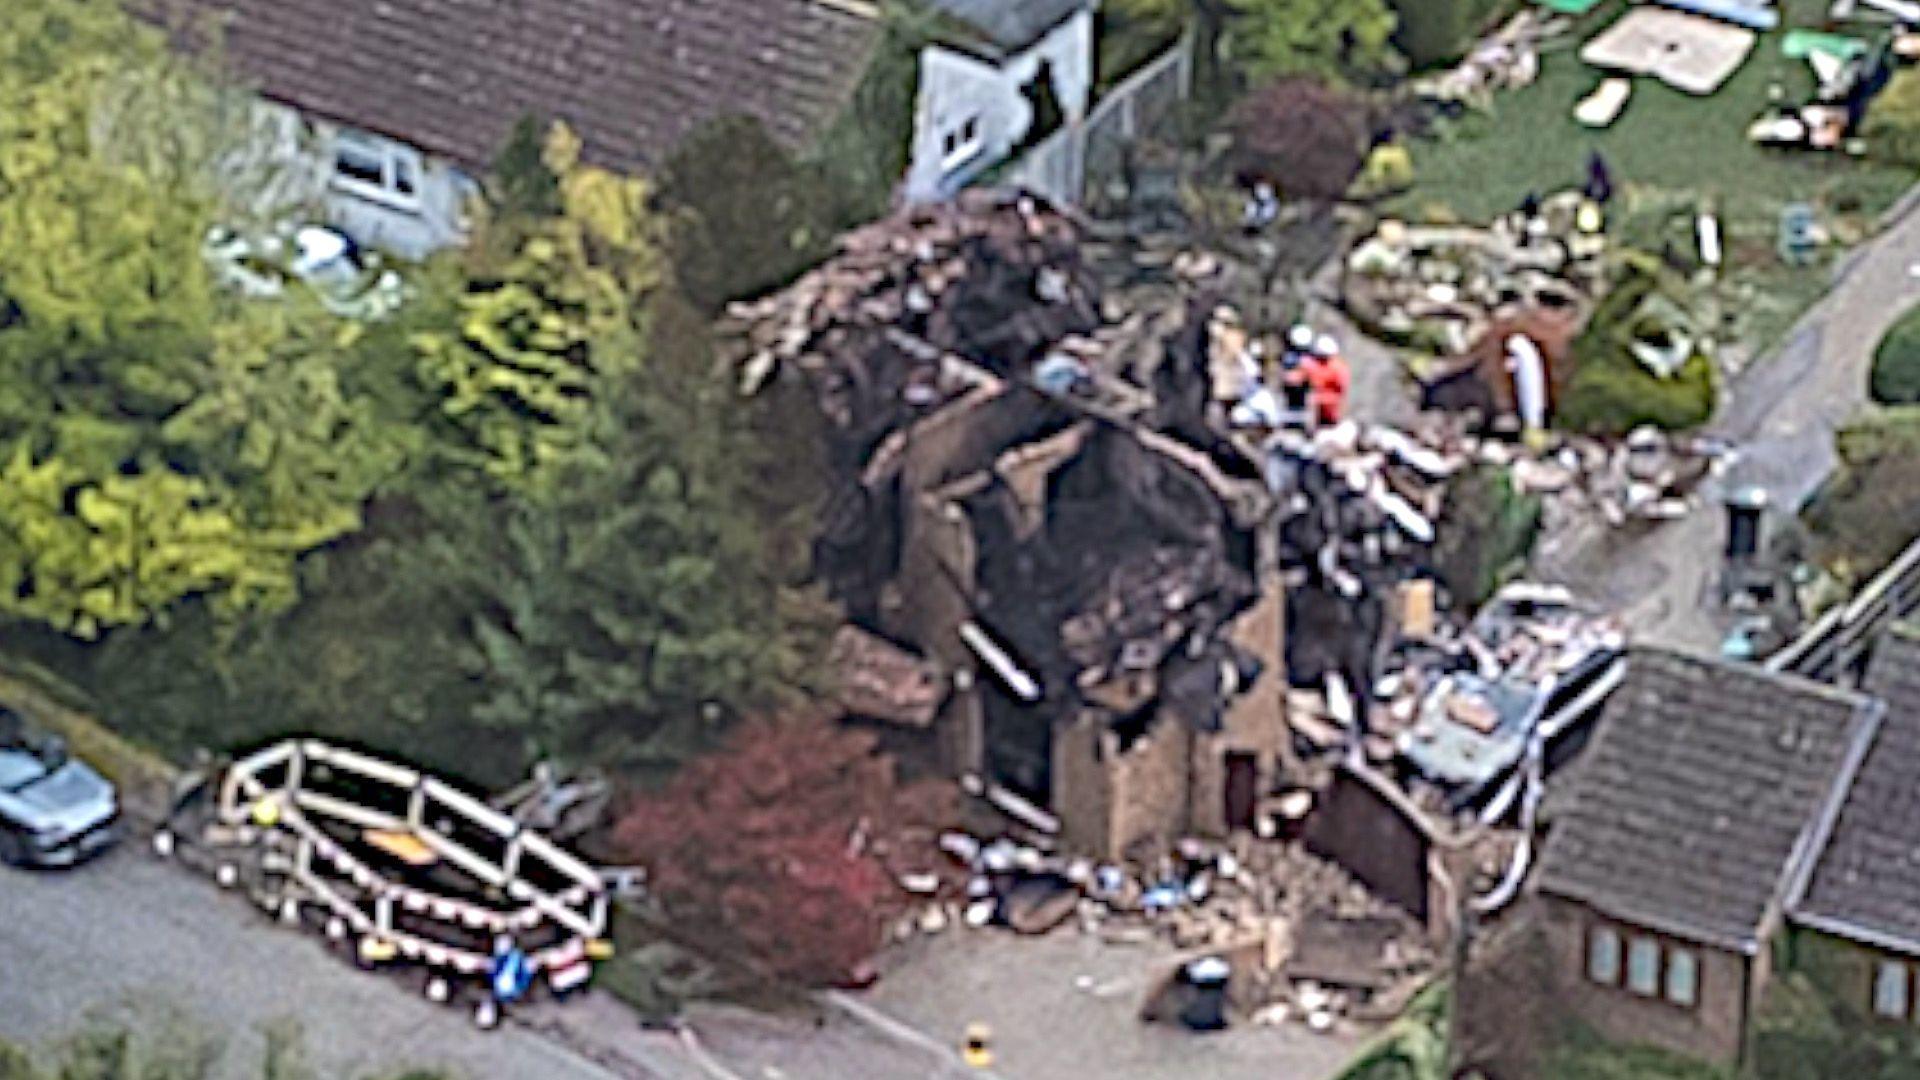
top-left (728, 194), bottom-right (1633, 962)
top-left (728, 192), bottom-right (1291, 859)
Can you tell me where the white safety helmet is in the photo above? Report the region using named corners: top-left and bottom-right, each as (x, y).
top-left (1313, 334), bottom-right (1340, 359)
top-left (1287, 324), bottom-right (1315, 351)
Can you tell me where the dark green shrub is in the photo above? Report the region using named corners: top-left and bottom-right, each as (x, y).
top-left (1433, 467), bottom-right (1542, 608)
top-left (1804, 411), bottom-right (1920, 578)
top-left (1871, 307), bottom-right (1920, 405)
top-left (1560, 259), bottom-right (1717, 434)
top-left (1560, 351), bottom-right (1716, 434)
top-left (1387, 0), bottom-right (1515, 70)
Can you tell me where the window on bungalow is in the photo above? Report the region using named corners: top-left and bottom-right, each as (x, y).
top-left (334, 137), bottom-right (387, 188)
top-left (1876, 960), bottom-right (1911, 1020)
top-left (1627, 936), bottom-right (1661, 997)
top-left (1587, 925), bottom-right (1621, 985)
top-left (1665, 948), bottom-right (1699, 1007)
top-left (392, 154), bottom-right (418, 198)
top-left (332, 130), bottom-right (421, 207)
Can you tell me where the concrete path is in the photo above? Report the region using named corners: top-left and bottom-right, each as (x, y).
top-left (864, 927), bottom-right (1361, 1080)
top-left (1533, 191), bottom-right (1920, 650)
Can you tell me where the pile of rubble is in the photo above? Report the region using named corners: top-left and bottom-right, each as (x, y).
top-left (726, 189), bottom-right (1152, 435)
top-left (896, 831), bottom-right (1437, 1031)
top-left (1412, 8), bottom-right (1575, 106)
top-left (1343, 198), bottom-right (1607, 359)
top-left (1382, 583), bottom-right (1627, 806)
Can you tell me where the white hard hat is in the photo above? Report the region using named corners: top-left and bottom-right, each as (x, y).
top-left (1313, 334), bottom-right (1339, 358)
top-left (1287, 324), bottom-right (1314, 350)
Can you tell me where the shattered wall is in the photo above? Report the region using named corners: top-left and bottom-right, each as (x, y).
top-left (1052, 711), bottom-right (1201, 861)
top-left (1303, 766), bottom-right (1434, 924)
top-left (1052, 711), bottom-right (1117, 856)
top-left (1190, 576), bottom-right (1288, 837)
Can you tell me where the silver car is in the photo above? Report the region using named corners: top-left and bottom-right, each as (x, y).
top-left (0, 711), bottom-right (119, 867)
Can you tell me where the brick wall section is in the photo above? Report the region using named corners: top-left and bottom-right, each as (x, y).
top-left (1535, 895), bottom-right (1753, 1065)
top-left (1791, 928), bottom-right (1902, 1027)
top-left (886, 492), bottom-right (985, 775)
top-left (1052, 712), bottom-right (1115, 855)
top-left (1192, 576), bottom-right (1288, 836)
top-left (1053, 711), bottom-right (1197, 860)
top-left (1108, 717), bottom-right (1195, 861)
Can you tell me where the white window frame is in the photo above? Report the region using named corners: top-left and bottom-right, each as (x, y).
top-left (1587, 926), bottom-right (1621, 985)
top-left (1875, 959), bottom-right (1913, 1020)
top-left (330, 129), bottom-right (423, 212)
top-left (940, 114), bottom-right (984, 173)
top-left (1627, 936), bottom-right (1662, 997)
top-left (1664, 948), bottom-right (1699, 1007)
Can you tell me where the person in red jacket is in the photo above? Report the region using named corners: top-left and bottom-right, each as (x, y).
top-left (1303, 333), bottom-right (1351, 427)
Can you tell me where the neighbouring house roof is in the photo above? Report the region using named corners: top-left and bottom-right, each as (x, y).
top-left (162, 0), bottom-right (881, 174)
top-left (1793, 626), bottom-right (1920, 955)
top-left (925, 0), bottom-right (1089, 59)
top-left (1535, 649), bottom-right (1879, 954)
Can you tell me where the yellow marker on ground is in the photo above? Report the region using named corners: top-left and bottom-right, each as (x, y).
top-left (962, 1022), bottom-right (993, 1069)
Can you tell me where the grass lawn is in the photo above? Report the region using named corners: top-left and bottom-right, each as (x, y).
top-left (1387, 0), bottom-right (1914, 357)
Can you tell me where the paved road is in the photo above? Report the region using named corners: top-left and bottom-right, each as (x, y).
top-left (0, 841), bottom-right (1002, 1080)
top-left (1534, 191), bottom-right (1920, 650)
top-left (0, 845), bottom-right (680, 1078)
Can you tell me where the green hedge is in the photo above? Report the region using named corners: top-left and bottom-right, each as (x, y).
top-left (1871, 306), bottom-right (1920, 405)
top-left (1433, 467), bottom-right (1543, 609)
top-left (1388, 0), bottom-right (1516, 69)
top-left (1335, 984), bottom-right (1449, 1080)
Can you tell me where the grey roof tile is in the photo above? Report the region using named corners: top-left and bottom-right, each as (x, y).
top-left (1536, 649), bottom-right (1875, 952)
top-left (1796, 629), bottom-right (1920, 954)
top-left (925, 0), bottom-right (1087, 56)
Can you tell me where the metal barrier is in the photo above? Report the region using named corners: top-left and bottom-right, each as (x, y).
top-left (1001, 32), bottom-right (1193, 205)
top-left (1766, 535), bottom-right (1920, 683)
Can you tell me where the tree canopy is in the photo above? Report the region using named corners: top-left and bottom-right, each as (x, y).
top-left (1106, 0), bottom-right (1401, 89)
top-left (612, 710), bottom-right (952, 984)
top-left (0, 0), bottom-right (400, 637)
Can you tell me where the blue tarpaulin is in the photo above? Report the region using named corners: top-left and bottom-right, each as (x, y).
top-left (1655, 0), bottom-right (1780, 31)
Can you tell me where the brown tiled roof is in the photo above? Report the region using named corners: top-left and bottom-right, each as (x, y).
top-left (1794, 627), bottom-right (1920, 955)
top-left (1535, 649), bottom-right (1878, 953)
top-left (168, 0), bottom-right (880, 174)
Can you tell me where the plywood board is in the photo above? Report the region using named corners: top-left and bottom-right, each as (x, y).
top-left (1580, 7), bottom-right (1757, 95)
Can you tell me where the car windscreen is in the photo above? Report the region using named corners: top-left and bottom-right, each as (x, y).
top-left (0, 748), bottom-right (49, 793)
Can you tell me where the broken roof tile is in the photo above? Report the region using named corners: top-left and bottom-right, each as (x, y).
top-left (827, 624), bottom-right (949, 728)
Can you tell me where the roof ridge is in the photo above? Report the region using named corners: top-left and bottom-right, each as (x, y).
top-left (811, 0), bottom-right (882, 20)
top-left (1637, 644), bottom-right (1875, 711)
top-left (1781, 697), bottom-right (1886, 917)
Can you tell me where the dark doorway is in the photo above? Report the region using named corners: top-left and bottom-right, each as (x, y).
top-left (1224, 752), bottom-right (1259, 831)
top-left (984, 689), bottom-right (1053, 806)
